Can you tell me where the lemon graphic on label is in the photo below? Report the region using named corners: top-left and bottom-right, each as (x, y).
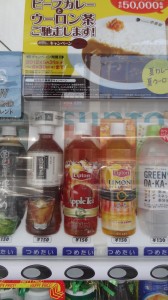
top-left (69, 163), bottom-right (83, 177)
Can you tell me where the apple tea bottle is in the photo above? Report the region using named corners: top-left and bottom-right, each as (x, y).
top-left (27, 119), bottom-right (63, 236)
top-left (64, 122), bottom-right (99, 236)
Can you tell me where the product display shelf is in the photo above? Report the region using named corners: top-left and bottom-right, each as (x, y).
top-left (0, 210), bottom-right (167, 281)
top-left (0, 215), bottom-right (166, 257)
top-left (0, 99), bottom-right (168, 281)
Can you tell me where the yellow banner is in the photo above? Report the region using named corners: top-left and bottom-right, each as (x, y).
top-left (23, 0), bottom-right (167, 54)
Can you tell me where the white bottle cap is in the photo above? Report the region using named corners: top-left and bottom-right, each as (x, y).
top-left (110, 122), bottom-right (126, 136)
top-left (74, 122), bottom-right (92, 136)
top-left (0, 288), bottom-right (14, 298)
top-left (37, 125), bottom-right (55, 135)
top-left (24, 289), bottom-right (50, 300)
top-left (1, 126), bottom-right (17, 136)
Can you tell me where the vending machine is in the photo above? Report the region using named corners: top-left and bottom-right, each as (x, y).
top-left (0, 0), bottom-right (168, 298)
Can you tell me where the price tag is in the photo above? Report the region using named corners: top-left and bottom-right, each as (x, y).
top-left (33, 236), bottom-right (52, 243)
top-left (112, 237), bottom-right (130, 244)
top-left (151, 237), bottom-right (167, 244)
top-left (72, 237), bottom-right (91, 244)
top-left (0, 236), bottom-right (12, 243)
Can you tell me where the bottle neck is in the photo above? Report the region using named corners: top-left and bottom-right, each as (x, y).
top-left (78, 134), bottom-right (90, 137)
top-left (111, 134), bottom-right (125, 137)
top-left (39, 133), bottom-right (53, 139)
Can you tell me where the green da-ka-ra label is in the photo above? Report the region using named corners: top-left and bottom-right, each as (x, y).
top-left (100, 163), bottom-right (136, 232)
top-left (139, 165), bottom-right (168, 210)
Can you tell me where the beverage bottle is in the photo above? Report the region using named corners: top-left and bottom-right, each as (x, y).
top-left (0, 126), bottom-right (27, 236)
top-left (24, 289), bottom-right (51, 300)
top-left (138, 124), bottom-right (168, 237)
top-left (64, 122), bottom-right (99, 236)
top-left (65, 281), bottom-right (97, 300)
top-left (99, 280), bottom-right (137, 300)
top-left (27, 124), bottom-right (63, 235)
top-left (115, 281), bottom-right (137, 300)
top-left (100, 122), bottom-right (136, 236)
top-left (138, 280), bottom-right (168, 299)
top-left (0, 288), bottom-right (18, 299)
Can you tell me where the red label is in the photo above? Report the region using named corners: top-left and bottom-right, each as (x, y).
top-left (110, 0), bottom-right (168, 13)
top-left (160, 128), bottom-right (168, 143)
top-left (113, 169), bottom-right (130, 177)
top-left (70, 184), bottom-right (94, 208)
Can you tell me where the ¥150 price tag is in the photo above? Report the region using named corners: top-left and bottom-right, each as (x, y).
top-left (112, 237), bottom-right (130, 244)
top-left (33, 236), bottom-right (52, 243)
top-left (0, 236), bottom-right (12, 243)
top-left (73, 237), bottom-right (91, 244)
top-left (151, 237), bottom-right (167, 244)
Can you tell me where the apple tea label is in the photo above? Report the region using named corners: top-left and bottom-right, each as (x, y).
top-left (64, 159), bottom-right (99, 226)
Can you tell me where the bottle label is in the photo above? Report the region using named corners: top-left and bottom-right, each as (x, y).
top-left (100, 163), bottom-right (136, 231)
top-left (27, 151), bottom-right (63, 187)
top-left (0, 145), bottom-right (26, 235)
top-left (139, 165), bottom-right (168, 210)
top-left (64, 160), bottom-right (99, 219)
top-left (139, 280), bottom-right (168, 299)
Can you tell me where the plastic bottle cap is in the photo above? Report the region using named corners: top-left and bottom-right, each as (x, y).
top-left (74, 122), bottom-right (92, 136)
top-left (24, 289), bottom-right (50, 300)
top-left (1, 126), bottom-right (17, 136)
top-left (0, 288), bottom-right (13, 298)
top-left (146, 124), bottom-right (161, 137)
top-left (37, 125), bottom-right (55, 135)
top-left (110, 122), bottom-right (126, 136)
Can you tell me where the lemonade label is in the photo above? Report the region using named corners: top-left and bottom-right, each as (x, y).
top-left (100, 163), bottom-right (135, 192)
top-left (100, 163), bottom-right (136, 232)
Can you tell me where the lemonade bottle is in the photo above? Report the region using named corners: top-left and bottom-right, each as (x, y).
top-left (63, 122), bottom-right (99, 236)
top-left (138, 124), bottom-right (168, 237)
top-left (100, 122), bottom-right (136, 236)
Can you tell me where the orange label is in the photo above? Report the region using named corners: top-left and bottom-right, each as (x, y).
top-left (50, 282), bottom-right (65, 300)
